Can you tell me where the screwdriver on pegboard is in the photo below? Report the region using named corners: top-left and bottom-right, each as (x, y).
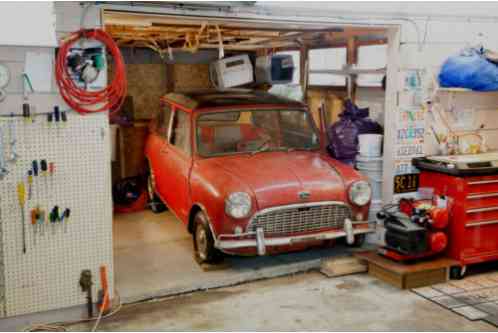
top-left (27, 170), bottom-right (33, 200)
top-left (49, 206), bottom-right (59, 234)
top-left (17, 181), bottom-right (27, 254)
top-left (32, 160), bottom-right (38, 201)
top-left (30, 208), bottom-right (38, 246)
top-left (49, 162), bottom-right (55, 192)
top-left (40, 159), bottom-right (48, 192)
top-left (62, 208), bottom-right (71, 233)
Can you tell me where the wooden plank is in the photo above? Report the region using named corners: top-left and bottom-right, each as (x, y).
top-left (355, 251), bottom-right (459, 275)
top-left (369, 263), bottom-right (404, 289)
top-left (404, 269), bottom-right (447, 289)
top-left (320, 255), bottom-right (367, 278)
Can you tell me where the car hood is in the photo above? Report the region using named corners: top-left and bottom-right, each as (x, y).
top-left (213, 151), bottom-right (348, 209)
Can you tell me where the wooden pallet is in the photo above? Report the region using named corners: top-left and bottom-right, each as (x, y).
top-left (355, 251), bottom-right (460, 289)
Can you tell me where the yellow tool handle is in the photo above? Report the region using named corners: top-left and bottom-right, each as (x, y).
top-left (17, 182), bottom-right (25, 205)
top-left (28, 175), bottom-right (33, 185)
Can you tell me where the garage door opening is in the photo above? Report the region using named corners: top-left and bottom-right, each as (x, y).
top-left (103, 8), bottom-right (394, 303)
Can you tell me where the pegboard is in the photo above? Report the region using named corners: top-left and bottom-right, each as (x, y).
top-left (0, 112), bottom-right (113, 317)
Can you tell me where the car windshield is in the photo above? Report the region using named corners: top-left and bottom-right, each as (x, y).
top-left (196, 109), bottom-right (320, 157)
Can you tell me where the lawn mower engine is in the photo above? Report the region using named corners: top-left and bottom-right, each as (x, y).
top-left (377, 199), bottom-right (449, 261)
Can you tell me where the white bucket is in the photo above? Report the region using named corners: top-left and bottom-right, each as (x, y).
top-left (368, 199), bottom-right (383, 221)
top-left (356, 154), bottom-right (383, 201)
top-left (358, 134), bottom-right (383, 157)
top-left (366, 199), bottom-right (384, 245)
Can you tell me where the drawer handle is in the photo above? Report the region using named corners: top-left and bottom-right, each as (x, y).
top-left (467, 206), bottom-right (498, 214)
top-left (466, 219), bottom-right (498, 227)
top-left (468, 192), bottom-right (498, 199)
top-left (468, 180), bottom-right (498, 185)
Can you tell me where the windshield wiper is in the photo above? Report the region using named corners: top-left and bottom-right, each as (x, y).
top-left (288, 147), bottom-right (316, 152)
top-left (250, 145), bottom-right (271, 156)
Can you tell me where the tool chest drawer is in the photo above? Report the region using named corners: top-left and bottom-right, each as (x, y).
top-left (419, 171), bottom-right (498, 266)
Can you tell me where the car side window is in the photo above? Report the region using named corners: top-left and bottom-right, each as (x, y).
top-left (156, 104), bottom-right (172, 138)
top-left (170, 110), bottom-right (191, 155)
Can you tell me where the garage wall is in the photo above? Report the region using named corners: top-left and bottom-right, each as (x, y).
top-left (0, 2), bottom-right (114, 318)
top-left (0, 3), bottom-right (102, 115)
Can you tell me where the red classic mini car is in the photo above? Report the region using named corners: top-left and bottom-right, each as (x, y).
top-left (145, 90), bottom-right (373, 263)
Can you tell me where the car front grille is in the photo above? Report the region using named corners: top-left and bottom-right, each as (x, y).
top-left (247, 202), bottom-right (352, 235)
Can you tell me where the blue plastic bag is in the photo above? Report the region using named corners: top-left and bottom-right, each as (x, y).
top-left (439, 48), bottom-right (498, 91)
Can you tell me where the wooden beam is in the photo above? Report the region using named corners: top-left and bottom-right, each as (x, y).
top-left (346, 37), bottom-right (358, 101)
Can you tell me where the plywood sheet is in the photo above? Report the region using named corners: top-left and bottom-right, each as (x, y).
top-left (173, 64), bottom-right (212, 91)
top-left (126, 64), bottom-right (168, 120)
top-left (307, 89), bottom-right (344, 127)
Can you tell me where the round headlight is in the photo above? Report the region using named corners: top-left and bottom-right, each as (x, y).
top-left (225, 192), bottom-right (252, 219)
top-left (349, 181), bottom-right (372, 206)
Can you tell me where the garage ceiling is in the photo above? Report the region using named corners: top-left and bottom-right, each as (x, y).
top-left (103, 10), bottom-right (388, 54)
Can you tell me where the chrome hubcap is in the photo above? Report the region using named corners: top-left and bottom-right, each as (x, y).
top-left (196, 225), bottom-right (208, 260)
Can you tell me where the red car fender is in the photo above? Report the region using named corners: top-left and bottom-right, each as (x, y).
top-left (189, 160), bottom-right (256, 236)
top-left (321, 153), bottom-right (371, 219)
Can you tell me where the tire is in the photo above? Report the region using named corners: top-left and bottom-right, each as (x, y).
top-left (348, 234), bottom-right (366, 247)
top-left (450, 266), bottom-right (465, 280)
top-left (147, 167), bottom-right (167, 214)
top-left (193, 211), bottom-right (223, 264)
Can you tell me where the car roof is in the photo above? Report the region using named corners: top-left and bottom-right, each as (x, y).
top-left (161, 89), bottom-right (305, 111)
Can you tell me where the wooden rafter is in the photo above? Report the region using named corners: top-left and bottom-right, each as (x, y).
top-left (104, 13), bottom-right (388, 54)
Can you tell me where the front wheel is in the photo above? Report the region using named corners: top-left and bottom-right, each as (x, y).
top-left (193, 211), bottom-right (223, 264)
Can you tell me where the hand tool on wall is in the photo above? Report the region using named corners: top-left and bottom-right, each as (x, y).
top-left (0, 128), bottom-right (9, 179)
top-left (17, 181), bottom-right (27, 254)
top-left (98, 265), bottom-right (111, 314)
top-left (36, 207), bottom-right (46, 236)
top-left (22, 103), bottom-right (31, 123)
top-left (27, 170), bottom-right (33, 200)
top-left (49, 162), bottom-right (55, 192)
top-left (49, 206), bottom-right (59, 234)
top-left (7, 117), bottom-right (18, 163)
top-left (30, 208), bottom-right (38, 246)
top-left (62, 208), bottom-right (70, 233)
top-left (32, 160), bottom-right (38, 201)
top-left (79, 269), bottom-right (94, 318)
top-left (40, 159), bottom-right (48, 192)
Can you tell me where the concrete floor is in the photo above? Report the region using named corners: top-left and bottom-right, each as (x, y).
top-left (113, 210), bottom-right (354, 303)
top-left (72, 271), bottom-right (495, 331)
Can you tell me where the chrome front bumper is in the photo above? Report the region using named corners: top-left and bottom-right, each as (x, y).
top-left (215, 219), bottom-right (375, 255)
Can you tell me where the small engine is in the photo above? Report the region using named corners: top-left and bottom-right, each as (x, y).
top-left (377, 199), bottom-right (448, 261)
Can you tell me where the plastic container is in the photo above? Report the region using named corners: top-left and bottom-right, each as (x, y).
top-left (358, 134), bottom-right (383, 157)
top-left (366, 199), bottom-right (384, 245)
top-left (356, 154), bottom-right (383, 201)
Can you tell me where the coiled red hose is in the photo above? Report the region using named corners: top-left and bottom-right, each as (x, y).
top-left (55, 29), bottom-right (127, 116)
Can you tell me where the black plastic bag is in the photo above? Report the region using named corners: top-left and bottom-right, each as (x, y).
top-left (327, 100), bottom-right (383, 164)
top-left (112, 176), bottom-right (145, 206)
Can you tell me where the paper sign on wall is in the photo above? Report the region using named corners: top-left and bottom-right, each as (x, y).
top-left (24, 51), bottom-right (54, 93)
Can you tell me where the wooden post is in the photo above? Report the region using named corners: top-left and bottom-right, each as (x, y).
top-left (346, 37), bottom-right (358, 101)
top-left (300, 45), bottom-right (309, 101)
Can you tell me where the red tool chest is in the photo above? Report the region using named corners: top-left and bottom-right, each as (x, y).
top-left (419, 171), bottom-right (498, 270)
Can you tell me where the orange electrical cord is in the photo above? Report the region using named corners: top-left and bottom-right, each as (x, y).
top-left (55, 29), bottom-right (127, 116)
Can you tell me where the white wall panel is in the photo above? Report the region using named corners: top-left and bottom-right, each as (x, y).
top-left (0, 2), bottom-right (56, 47)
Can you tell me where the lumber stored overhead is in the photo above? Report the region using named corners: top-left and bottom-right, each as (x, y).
top-left (104, 11), bottom-right (387, 54)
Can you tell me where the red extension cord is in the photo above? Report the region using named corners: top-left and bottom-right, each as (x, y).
top-left (55, 29), bottom-right (127, 116)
